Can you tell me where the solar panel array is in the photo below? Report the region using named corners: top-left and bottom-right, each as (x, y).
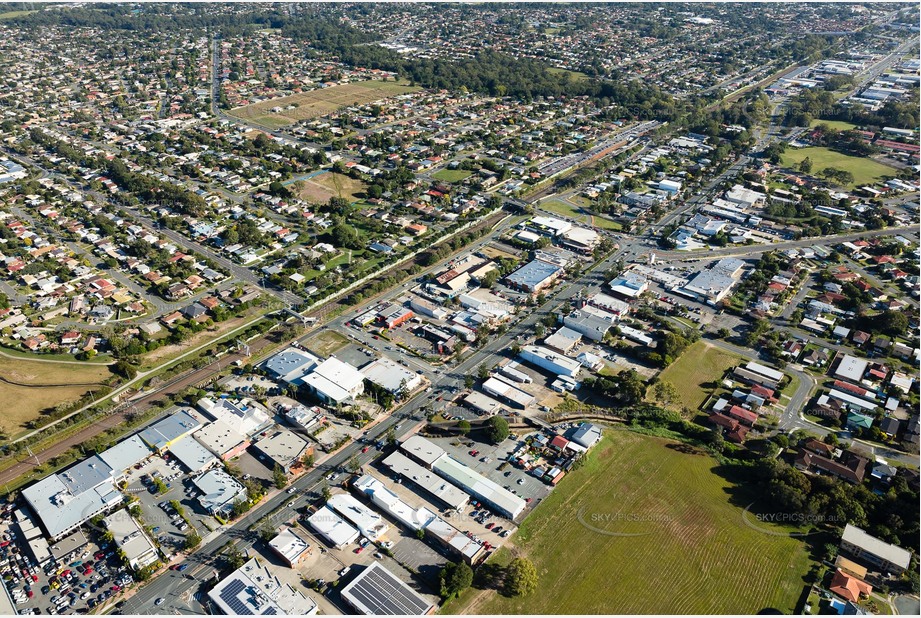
top-left (219, 578), bottom-right (254, 615)
top-left (342, 564), bottom-right (432, 615)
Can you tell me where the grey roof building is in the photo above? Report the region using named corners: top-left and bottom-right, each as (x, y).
top-left (504, 259), bottom-right (563, 293)
top-left (138, 410), bottom-right (202, 453)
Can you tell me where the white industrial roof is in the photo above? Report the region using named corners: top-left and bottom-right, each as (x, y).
top-left (401, 434), bottom-right (446, 468)
top-left (197, 398), bottom-right (271, 438)
top-left (842, 524), bottom-right (911, 569)
top-left (193, 469), bottom-right (247, 515)
top-left (269, 528), bottom-right (310, 565)
top-left (169, 435), bottom-right (218, 473)
top-left (360, 357), bottom-right (423, 394)
top-left (302, 357), bottom-right (365, 403)
top-left (193, 419), bottom-right (248, 457)
top-left (570, 422), bottom-right (603, 448)
top-left (382, 451), bottom-right (469, 511)
top-left (208, 557), bottom-right (318, 615)
top-left (102, 509), bottom-right (158, 570)
top-left (22, 470), bottom-right (122, 540)
top-left (327, 493), bottom-right (390, 541)
top-left (138, 409), bottom-right (201, 451)
top-left (835, 354), bottom-right (869, 383)
top-left (307, 506), bottom-right (360, 548)
top-left (96, 435), bottom-right (151, 473)
top-left (432, 453), bottom-right (526, 519)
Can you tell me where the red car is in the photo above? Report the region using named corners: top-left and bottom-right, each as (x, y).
top-left (61, 570), bottom-right (71, 578)
top-left (31, 574), bottom-right (38, 582)
top-left (485, 522), bottom-right (495, 529)
top-left (0, 541), bottom-right (10, 547)
top-left (84, 567), bottom-right (93, 575)
top-left (354, 546), bottom-right (364, 554)
top-left (94, 552), bottom-right (104, 561)
top-left (111, 585), bottom-right (120, 592)
top-left (361, 446), bottom-right (369, 453)
top-left (26, 590), bottom-right (33, 598)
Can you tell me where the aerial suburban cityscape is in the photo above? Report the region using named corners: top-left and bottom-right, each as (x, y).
top-left (0, 1), bottom-right (917, 616)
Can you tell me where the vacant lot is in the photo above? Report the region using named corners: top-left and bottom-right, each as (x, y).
top-left (655, 341), bottom-right (741, 410)
top-left (539, 197), bottom-right (622, 231)
top-left (0, 356), bottom-right (113, 436)
top-left (294, 172), bottom-right (368, 204)
top-left (304, 330), bottom-right (349, 357)
top-left (809, 118), bottom-right (858, 131)
top-left (432, 169), bottom-right (473, 183)
top-left (781, 146), bottom-right (895, 188)
top-left (457, 431), bottom-right (812, 615)
top-left (228, 80), bottom-right (419, 127)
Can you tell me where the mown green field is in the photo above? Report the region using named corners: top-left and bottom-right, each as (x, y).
top-left (452, 430), bottom-right (813, 615)
top-left (656, 341), bottom-right (741, 410)
top-left (432, 169), bottom-right (473, 183)
top-left (809, 118), bottom-right (858, 131)
top-left (781, 146), bottom-right (895, 188)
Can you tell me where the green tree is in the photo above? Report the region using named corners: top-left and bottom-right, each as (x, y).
top-left (457, 420), bottom-right (471, 436)
top-left (273, 465), bottom-right (288, 489)
top-left (439, 561), bottom-right (474, 600)
top-left (485, 415), bottom-right (510, 444)
top-left (183, 530), bottom-right (201, 551)
top-left (798, 157), bottom-right (813, 174)
top-left (321, 483), bottom-right (332, 501)
top-left (504, 557), bottom-right (538, 597)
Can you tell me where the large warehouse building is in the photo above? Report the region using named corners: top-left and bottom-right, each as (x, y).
top-left (307, 506), bottom-right (360, 549)
top-left (208, 557), bottom-right (318, 615)
top-left (339, 562), bottom-right (435, 615)
top-left (399, 436), bottom-right (526, 520)
top-left (301, 357), bottom-right (365, 405)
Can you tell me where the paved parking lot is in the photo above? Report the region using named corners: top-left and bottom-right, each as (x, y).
top-left (0, 515), bottom-right (135, 615)
top-left (389, 535), bottom-right (447, 583)
top-left (431, 433), bottom-right (553, 519)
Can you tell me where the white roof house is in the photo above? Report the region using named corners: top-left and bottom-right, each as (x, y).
top-left (382, 451), bottom-right (469, 511)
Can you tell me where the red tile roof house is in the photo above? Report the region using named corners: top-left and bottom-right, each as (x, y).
top-left (60, 331), bottom-right (81, 345)
top-left (549, 435), bottom-right (570, 451)
top-left (829, 569), bottom-right (872, 603)
top-left (727, 405), bottom-right (758, 427)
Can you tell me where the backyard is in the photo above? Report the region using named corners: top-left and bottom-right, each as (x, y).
top-left (448, 430), bottom-right (813, 615)
top-left (0, 355), bottom-right (114, 436)
top-left (655, 341), bottom-right (741, 410)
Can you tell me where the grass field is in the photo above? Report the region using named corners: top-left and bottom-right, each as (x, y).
top-left (293, 172), bottom-right (368, 204)
top-left (453, 431), bottom-right (813, 615)
top-left (303, 330), bottom-right (350, 357)
top-left (0, 10), bottom-right (36, 20)
top-left (0, 357), bottom-right (113, 436)
top-left (432, 169), bottom-right (473, 183)
top-left (809, 118), bottom-right (858, 131)
top-left (539, 198), bottom-right (622, 231)
top-left (781, 146), bottom-right (895, 188)
top-left (656, 341), bottom-right (741, 410)
top-left (228, 80), bottom-right (419, 127)
top-left (547, 67), bottom-right (590, 82)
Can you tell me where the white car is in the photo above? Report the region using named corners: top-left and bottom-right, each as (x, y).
top-left (155, 598), bottom-right (165, 606)
top-left (286, 487), bottom-right (296, 494)
top-left (287, 502), bottom-right (296, 508)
